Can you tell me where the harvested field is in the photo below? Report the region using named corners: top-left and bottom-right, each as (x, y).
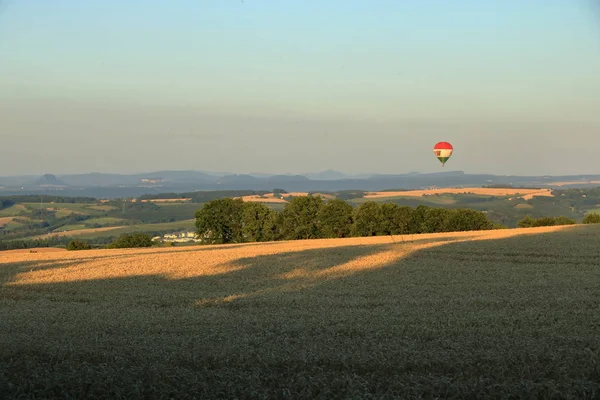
top-left (2, 224), bottom-right (600, 398)
top-left (365, 187), bottom-right (554, 200)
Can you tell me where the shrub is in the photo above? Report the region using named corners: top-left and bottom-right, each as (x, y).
top-left (582, 213), bottom-right (600, 224)
top-left (553, 216), bottom-right (576, 226)
top-left (518, 215), bottom-right (576, 228)
top-left (66, 239), bottom-right (92, 251)
top-left (106, 232), bottom-right (154, 249)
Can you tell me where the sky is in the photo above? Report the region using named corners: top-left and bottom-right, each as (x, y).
top-left (1, 0), bottom-right (599, 176)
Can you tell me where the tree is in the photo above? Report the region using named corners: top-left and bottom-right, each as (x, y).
top-left (420, 207), bottom-right (452, 233)
top-left (66, 239), bottom-right (92, 251)
top-left (380, 203), bottom-right (414, 235)
top-left (195, 198), bottom-right (245, 244)
top-left (582, 212), bottom-right (600, 224)
top-left (444, 209), bottom-right (494, 231)
top-left (379, 203), bottom-right (400, 235)
top-left (279, 196), bottom-right (325, 240)
top-left (517, 215), bottom-right (574, 228)
top-left (410, 205), bottom-right (431, 234)
top-left (318, 199), bottom-right (354, 238)
top-left (518, 215), bottom-right (534, 228)
top-left (352, 201), bottom-right (384, 237)
top-left (241, 202), bottom-right (277, 242)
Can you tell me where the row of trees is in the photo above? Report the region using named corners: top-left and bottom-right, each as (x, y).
top-left (0, 195), bottom-right (97, 204)
top-left (194, 197), bottom-right (496, 244)
top-left (517, 213), bottom-right (600, 227)
top-left (66, 233), bottom-right (155, 251)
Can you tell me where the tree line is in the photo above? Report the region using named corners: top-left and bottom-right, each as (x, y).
top-left (194, 197), bottom-right (497, 244)
top-left (0, 195), bottom-right (97, 205)
top-left (518, 213), bottom-right (600, 227)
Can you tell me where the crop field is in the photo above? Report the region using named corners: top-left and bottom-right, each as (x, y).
top-left (364, 187), bottom-right (554, 200)
top-left (1, 224), bottom-right (600, 398)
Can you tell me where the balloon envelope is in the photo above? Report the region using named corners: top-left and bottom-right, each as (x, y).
top-left (433, 142), bottom-right (453, 166)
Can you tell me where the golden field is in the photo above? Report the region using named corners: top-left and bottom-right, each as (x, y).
top-left (2, 224), bottom-right (600, 398)
top-left (364, 187), bottom-right (554, 200)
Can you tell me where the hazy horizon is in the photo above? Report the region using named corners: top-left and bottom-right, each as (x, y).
top-left (2, 1), bottom-right (599, 177)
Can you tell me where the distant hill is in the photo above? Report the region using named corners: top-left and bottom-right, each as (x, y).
top-left (35, 174), bottom-right (68, 186)
top-left (1, 169), bottom-right (600, 198)
top-left (305, 170), bottom-right (350, 180)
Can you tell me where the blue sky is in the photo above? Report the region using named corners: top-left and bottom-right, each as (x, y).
top-left (1, 0), bottom-right (599, 175)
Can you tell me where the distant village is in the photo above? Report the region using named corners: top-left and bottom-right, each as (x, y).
top-left (152, 231), bottom-right (202, 243)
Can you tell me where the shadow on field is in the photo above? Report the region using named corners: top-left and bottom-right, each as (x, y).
top-left (1, 242), bottom-right (405, 305)
top-left (0, 234), bottom-right (471, 291)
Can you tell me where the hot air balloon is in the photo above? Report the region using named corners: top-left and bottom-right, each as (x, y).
top-left (433, 142), bottom-right (453, 166)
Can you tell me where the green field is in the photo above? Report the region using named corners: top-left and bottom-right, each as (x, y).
top-left (0, 204), bottom-right (27, 217)
top-left (83, 217), bottom-right (126, 226)
top-left (53, 224), bottom-right (88, 232)
top-left (1, 225), bottom-right (599, 397)
top-left (22, 202), bottom-right (103, 213)
top-left (75, 219), bottom-right (196, 239)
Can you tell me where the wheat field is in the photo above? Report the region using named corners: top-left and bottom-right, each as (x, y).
top-left (1, 225), bottom-right (600, 398)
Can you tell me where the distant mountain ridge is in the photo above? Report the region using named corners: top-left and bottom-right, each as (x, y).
top-left (1, 169), bottom-right (600, 198)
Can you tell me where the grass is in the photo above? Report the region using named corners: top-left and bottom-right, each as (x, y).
top-left (75, 219), bottom-right (197, 239)
top-left (53, 224), bottom-right (88, 232)
top-left (87, 205), bottom-right (119, 211)
top-left (83, 217), bottom-right (126, 226)
top-left (1, 224), bottom-right (600, 398)
top-left (22, 202), bottom-right (99, 212)
top-left (0, 204), bottom-right (27, 217)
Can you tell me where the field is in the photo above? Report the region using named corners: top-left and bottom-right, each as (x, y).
top-left (2, 224), bottom-right (600, 398)
top-left (74, 219), bottom-right (197, 239)
top-left (364, 187), bottom-right (554, 200)
top-left (0, 217), bottom-right (14, 227)
top-left (30, 226), bottom-right (125, 239)
top-left (137, 198), bottom-right (192, 203)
